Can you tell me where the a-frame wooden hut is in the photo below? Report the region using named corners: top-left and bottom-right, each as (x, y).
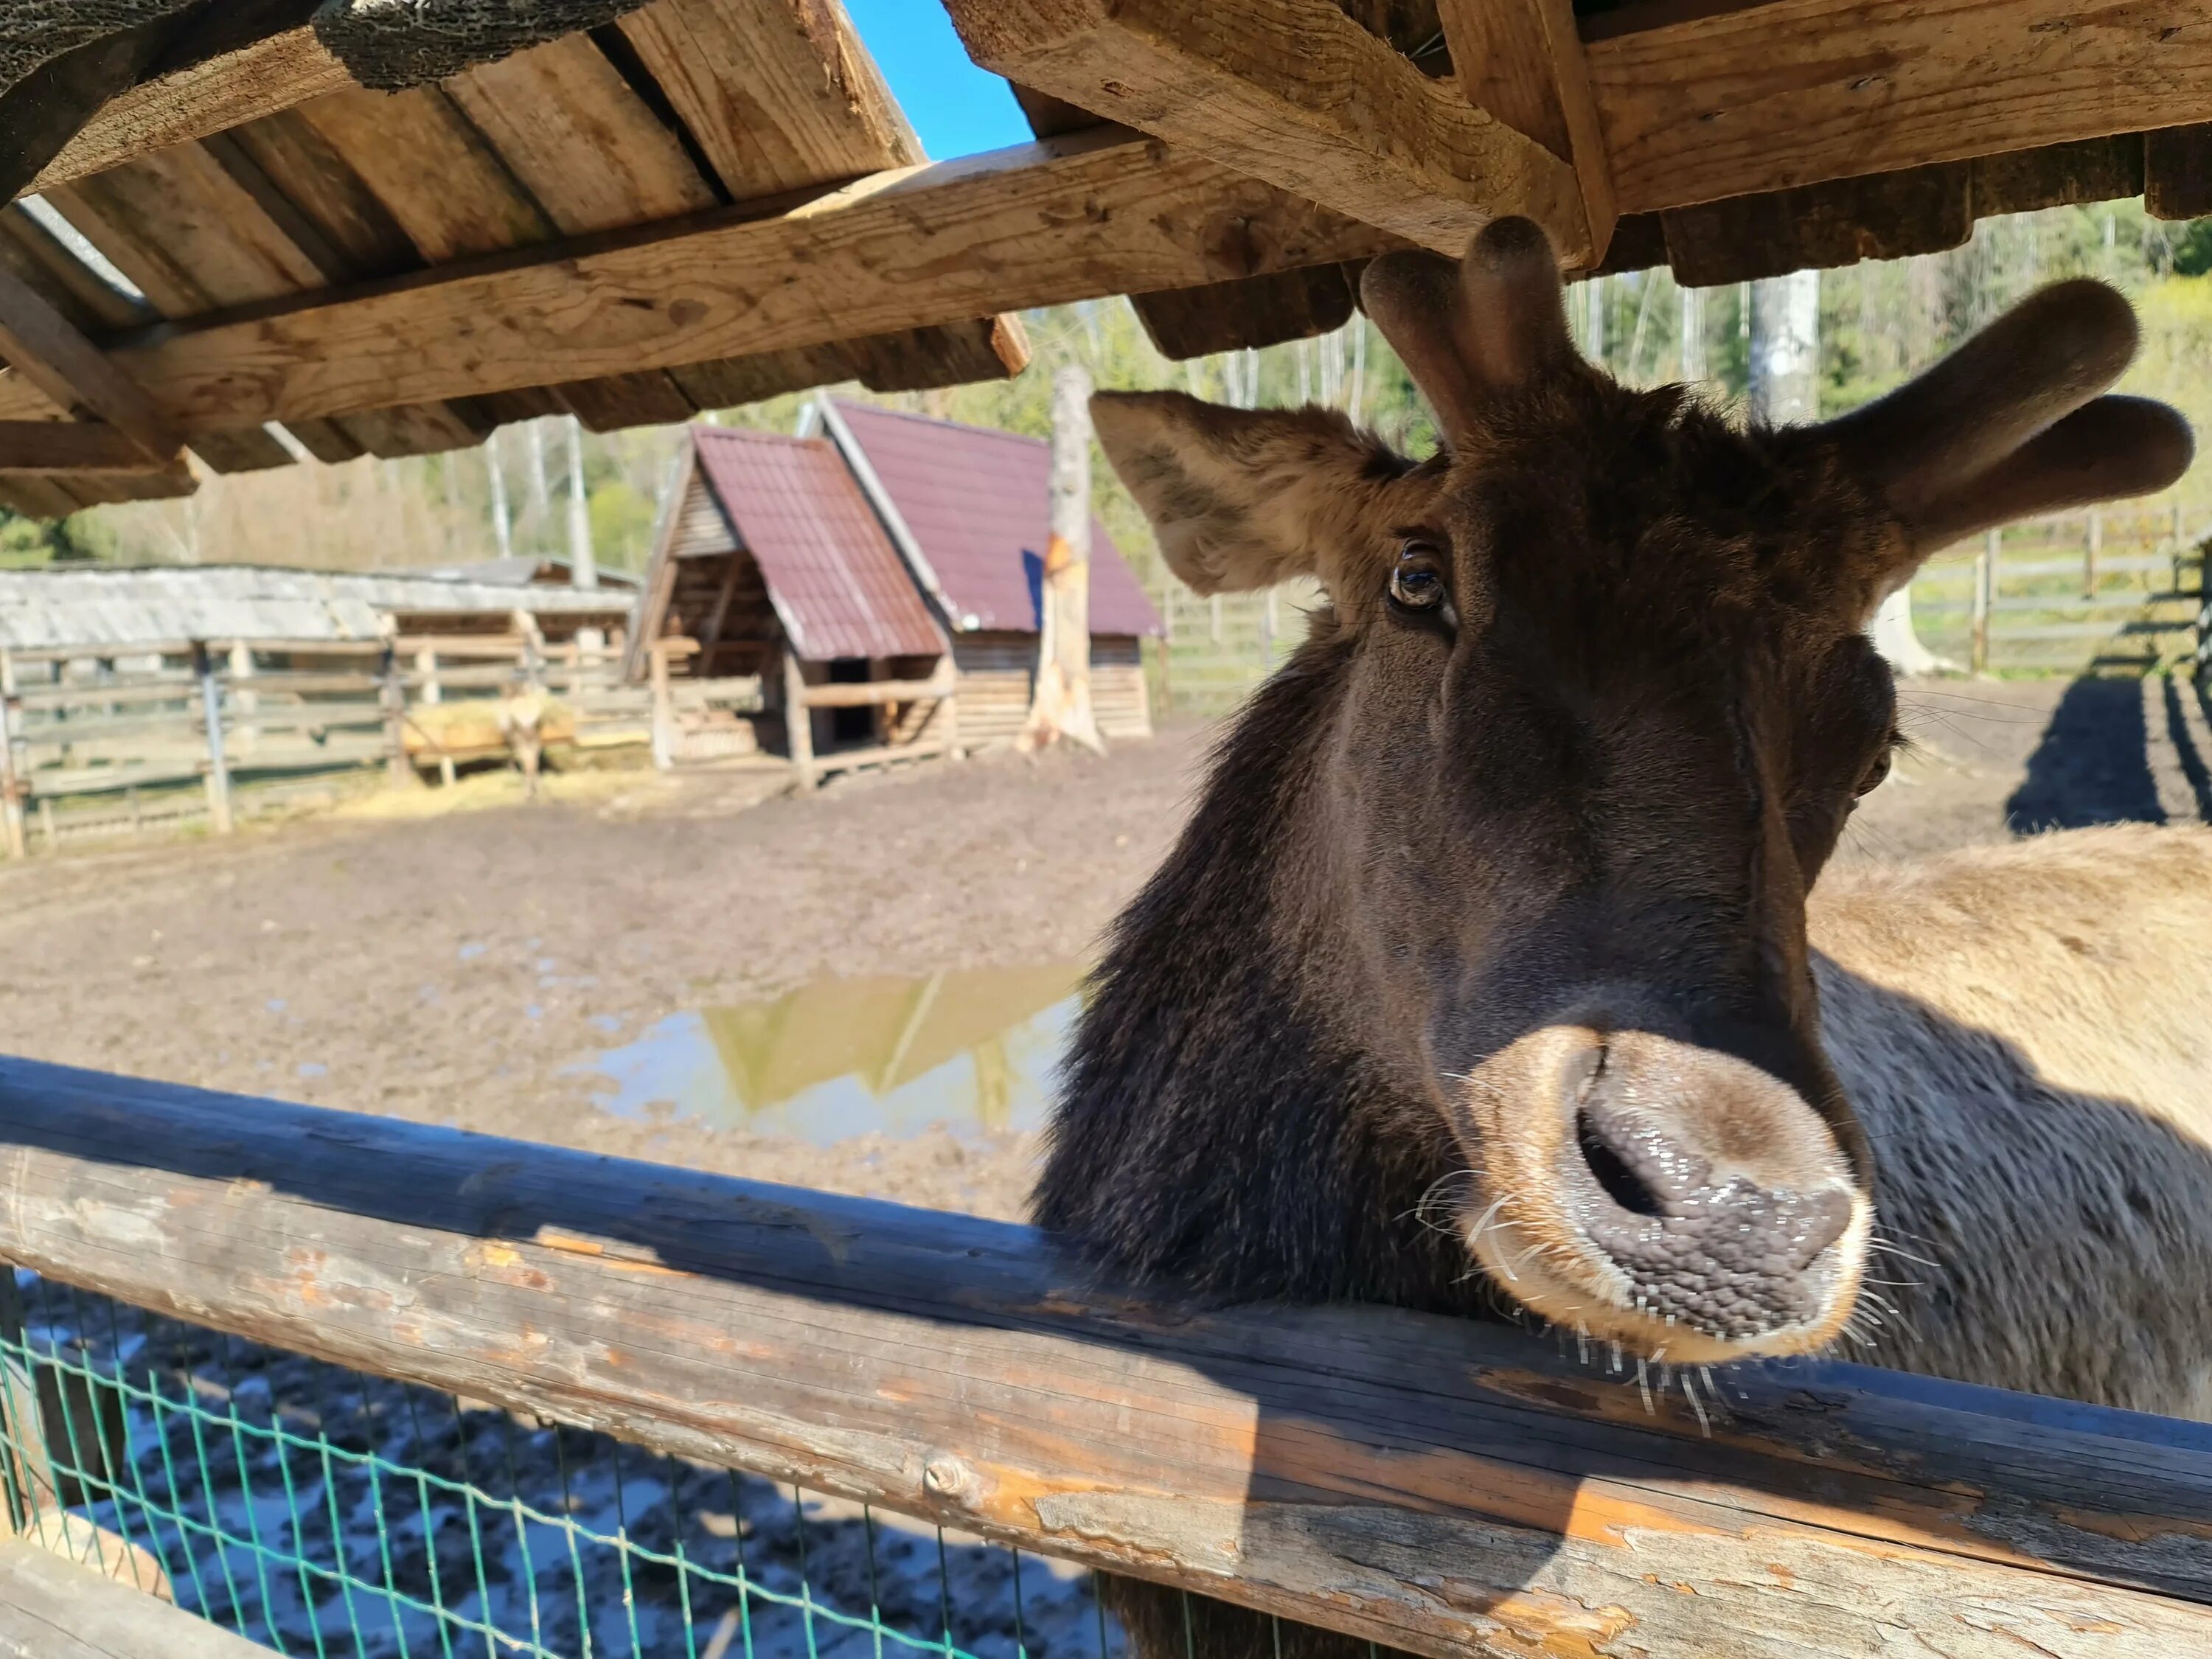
top-left (627, 426), bottom-right (952, 785)
top-left (811, 400), bottom-right (1161, 746)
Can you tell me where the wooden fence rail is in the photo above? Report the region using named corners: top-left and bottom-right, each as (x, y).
top-left (0, 1056), bottom-right (2208, 1658)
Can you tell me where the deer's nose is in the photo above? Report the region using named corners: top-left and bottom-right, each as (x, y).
top-left (1560, 1049), bottom-right (1854, 1340)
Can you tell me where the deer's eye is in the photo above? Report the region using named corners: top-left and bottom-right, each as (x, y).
top-left (1854, 748), bottom-right (1893, 797)
top-left (1389, 544), bottom-right (1447, 611)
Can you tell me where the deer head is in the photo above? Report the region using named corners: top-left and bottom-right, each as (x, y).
top-left (1084, 220), bottom-right (2190, 1363)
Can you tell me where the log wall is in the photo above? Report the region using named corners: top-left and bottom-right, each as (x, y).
top-left (0, 1055), bottom-right (2208, 1659)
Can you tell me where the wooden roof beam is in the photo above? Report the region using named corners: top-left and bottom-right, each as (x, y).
top-left (0, 260), bottom-right (181, 465)
top-left (1436, 0), bottom-right (1616, 261)
top-left (0, 418), bottom-right (175, 473)
top-left (1585, 0), bottom-right (2212, 215)
top-left (942, 0), bottom-right (1591, 264)
top-left (0, 131), bottom-right (1399, 434)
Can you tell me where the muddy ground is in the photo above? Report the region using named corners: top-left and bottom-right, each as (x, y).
top-left (4, 674), bottom-right (2206, 1222)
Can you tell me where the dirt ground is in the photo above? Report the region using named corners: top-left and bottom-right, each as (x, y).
top-left (4, 673), bottom-right (2205, 1222)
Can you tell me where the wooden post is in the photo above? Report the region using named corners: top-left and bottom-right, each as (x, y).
top-left (192, 642), bottom-right (232, 835)
top-left (0, 650), bottom-right (23, 860)
top-left (649, 638), bottom-right (676, 771)
top-left (2086, 508), bottom-right (2103, 599)
top-left (380, 647), bottom-right (414, 787)
top-left (226, 639), bottom-right (257, 759)
top-left (781, 644), bottom-right (815, 790)
top-left (35, 799), bottom-right (54, 854)
top-left (1991, 522), bottom-right (2008, 672)
top-left (1020, 364), bottom-right (1105, 754)
top-left (4, 1056), bottom-right (2212, 1658)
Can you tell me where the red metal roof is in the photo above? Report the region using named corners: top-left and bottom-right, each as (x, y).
top-left (692, 428), bottom-right (948, 663)
top-left (830, 401), bottom-right (1163, 638)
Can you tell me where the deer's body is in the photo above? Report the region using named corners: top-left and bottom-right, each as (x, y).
top-left (1815, 823), bottom-right (2212, 1417)
top-left (1043, 219), bottom-right (2203, 1658)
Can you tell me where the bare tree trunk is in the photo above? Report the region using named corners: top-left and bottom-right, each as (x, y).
top-left (487, 431), bottom-right (512, 560)
top-left (1678, 283), bottom-right (1706, 384)
top-left (1747, 270), bottom-right (1820, 424)
top-left (566, 414), bottom-right (598, 591)
top-left (526, 417), bottom-right (552, 532)
top-left (1020, 366), bottom-right (1105, 756)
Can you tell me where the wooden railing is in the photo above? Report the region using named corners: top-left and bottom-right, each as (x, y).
top-left (0, 1054), bottom-right (2207, 1658)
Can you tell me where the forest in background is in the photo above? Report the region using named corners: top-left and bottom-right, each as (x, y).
top-left (8, 199), bottom-right (2212, 593)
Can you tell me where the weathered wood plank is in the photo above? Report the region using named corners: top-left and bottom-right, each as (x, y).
top-left (1436, 0), bottom-right (1616, 256)
top-left (1130, 265), bottom-right (1356, 359)
top-left (0, 1539), bottom-right (262, 1659)
top-left (616, 0), bottom-right (922, 197)
top-left (0, 133), bottom-right (1399, 433)
top-left (293, 85), bottom-right (557, 263)
top-left (1, 1057), bottom-right (2212, 1659)
top-left (1585, 0), bottom-right (2212, 215)
top-left (0, 263), bottom-right (177, 462)
top-left (444, 34), bottom-right (718, 234)
top-left (2147, 123), bottom-right (2212, 219)
top-left (28, 28), bottom-right (352, 198)
top-left (0, 206), bottom-right (154, 336)
top-left (0, 420), bottom-right (172, 473)
top-left (944, 0), bottom-right (1589, 260)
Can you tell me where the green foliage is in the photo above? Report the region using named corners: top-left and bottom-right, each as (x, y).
top-left (0, 507), bottom-right (114, 568)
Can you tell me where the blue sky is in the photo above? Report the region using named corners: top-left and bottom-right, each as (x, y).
top-left (844, 1), bottom-right (1033, 159)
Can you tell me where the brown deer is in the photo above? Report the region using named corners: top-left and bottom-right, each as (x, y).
top-left (1043, 219), bottom-right (2212, 1658)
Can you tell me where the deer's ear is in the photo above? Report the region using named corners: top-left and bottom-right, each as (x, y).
top-left (1812, 279), bottom-right (2192, 581)
top-left (1090, 391), bottom-right (1407, 597)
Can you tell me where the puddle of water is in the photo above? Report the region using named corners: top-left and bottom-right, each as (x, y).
top-left (576, 961), bottom-right (1088, 1144)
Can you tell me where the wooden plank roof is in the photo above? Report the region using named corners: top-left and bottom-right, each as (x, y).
top-left (3, 0), bottom-right (2209, 517)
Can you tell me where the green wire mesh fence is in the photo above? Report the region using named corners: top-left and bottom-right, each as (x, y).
top-left (0, 1269), bottom-right (1124, 1659)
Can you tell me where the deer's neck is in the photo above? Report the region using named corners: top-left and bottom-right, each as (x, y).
top-left (1034, 652), bottom-right (1485, 1313)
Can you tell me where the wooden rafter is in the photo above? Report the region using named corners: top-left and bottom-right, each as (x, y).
top-left (0, 419), bottom-right (173, 473)
top-left (942, 0), bottom-right (1590, 262)
top-left (18, 12), bottom-right (349, 202)
top-left (1436, 0), bottom-right (1615, 259)
top-left (1585, 0), bottom-right (2212, 215)
top-left (0, 132), bottom-right (1397, 434)
top-left (0, 261), bottom-right (180, 462)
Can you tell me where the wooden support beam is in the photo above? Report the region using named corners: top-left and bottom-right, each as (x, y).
top-left (943, 0), bottom-right (1588, 261)
top-left (799, 666), bottom-right (956, 709)
top-left (0, 263), bottom-right (179, 462)
top-left (1436, 0), bottom-right (1616, 260)
top-left (0, 133), bottom-right (1397, 434)
top-left (2, 1058), bottom-right (2212, 1658)
top-left (1585, 0), bottom-right (2212, 215)
top-left (0, 420), bottom-right (169, 474)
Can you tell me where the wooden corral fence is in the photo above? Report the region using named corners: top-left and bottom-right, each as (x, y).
top-left (1, 1054), bottom-right (2209, 1659)
top-left (0, 630), bottom-right (651, 855)
top-left (1911, 505), bottom-right (2207, 675)
top-left (645, 635), bottom-right (958, 788)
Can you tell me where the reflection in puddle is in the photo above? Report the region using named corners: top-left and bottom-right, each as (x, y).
top-left (577, 962), bottom-right (1088, 1144)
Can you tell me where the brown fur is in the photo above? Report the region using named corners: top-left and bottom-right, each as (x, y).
top-left (1045, 221), bottom-right (2201, 1659)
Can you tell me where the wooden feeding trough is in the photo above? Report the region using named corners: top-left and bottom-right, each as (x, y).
top-left (630, 425), bottom-right (956, 784)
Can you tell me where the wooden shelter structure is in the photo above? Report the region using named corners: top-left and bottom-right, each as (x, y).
top-left (809, 399), bottom-right (1160, 745)
top-left (10, 0), bottom-right (2212, 523)
top-left (630, 424), bottom-right (955, 782)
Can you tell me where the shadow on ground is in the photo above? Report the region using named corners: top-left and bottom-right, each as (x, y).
top-left (2006, 676), bottom-right (2168, 832)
